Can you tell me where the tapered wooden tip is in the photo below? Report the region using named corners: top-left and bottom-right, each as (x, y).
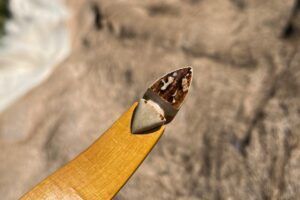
top-left (132, 67), bottom-right (193, 134)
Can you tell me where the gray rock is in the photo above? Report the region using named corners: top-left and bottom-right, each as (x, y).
top-left (131, 99), bottom-right (166, 134)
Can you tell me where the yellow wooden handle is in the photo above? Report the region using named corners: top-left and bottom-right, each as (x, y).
top-left (21, 103), bottom-right (165, 200)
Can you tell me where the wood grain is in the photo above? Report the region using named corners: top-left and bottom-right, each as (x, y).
top-left (21, 103), bottom-right (165, 200)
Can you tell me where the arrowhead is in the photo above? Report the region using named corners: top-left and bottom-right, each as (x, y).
top-left (132, 67), bottom-right (193, 133)
top-left (131, 99), bottom-right (166, 134)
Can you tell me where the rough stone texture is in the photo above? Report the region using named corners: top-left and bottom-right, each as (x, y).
top-left (1, 0), bottom-right (300, 199)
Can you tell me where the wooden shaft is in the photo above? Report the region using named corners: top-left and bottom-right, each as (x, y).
top-left (21, 103), bottom-right (165, 200)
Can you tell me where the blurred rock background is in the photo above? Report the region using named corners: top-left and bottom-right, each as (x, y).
top-left (0, 0), bottom-right (70, 112)
top-left (1, 0), bottom-right (300, 199)
top-left (0, 0), bottom-right (9, 36)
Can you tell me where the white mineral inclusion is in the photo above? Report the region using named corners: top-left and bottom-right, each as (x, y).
top-left (182, 77), bottom-right (189, 92)
top-left (0, 0), bottom-right (70, 112)
top-left (172, 90), bottom-right (177, 103)
top-left (161, 76), bottom-right (174, 90)
top-left (172, 90), bottom-right (177, 97)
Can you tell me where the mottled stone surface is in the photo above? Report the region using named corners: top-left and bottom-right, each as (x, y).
top-left (150, 67), bottom-right (192, 108)
top-left (1, 0), bottom-right (300, 199)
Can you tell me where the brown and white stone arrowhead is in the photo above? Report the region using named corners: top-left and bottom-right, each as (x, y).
top-left (132, 67), bottom-right (193, 134)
